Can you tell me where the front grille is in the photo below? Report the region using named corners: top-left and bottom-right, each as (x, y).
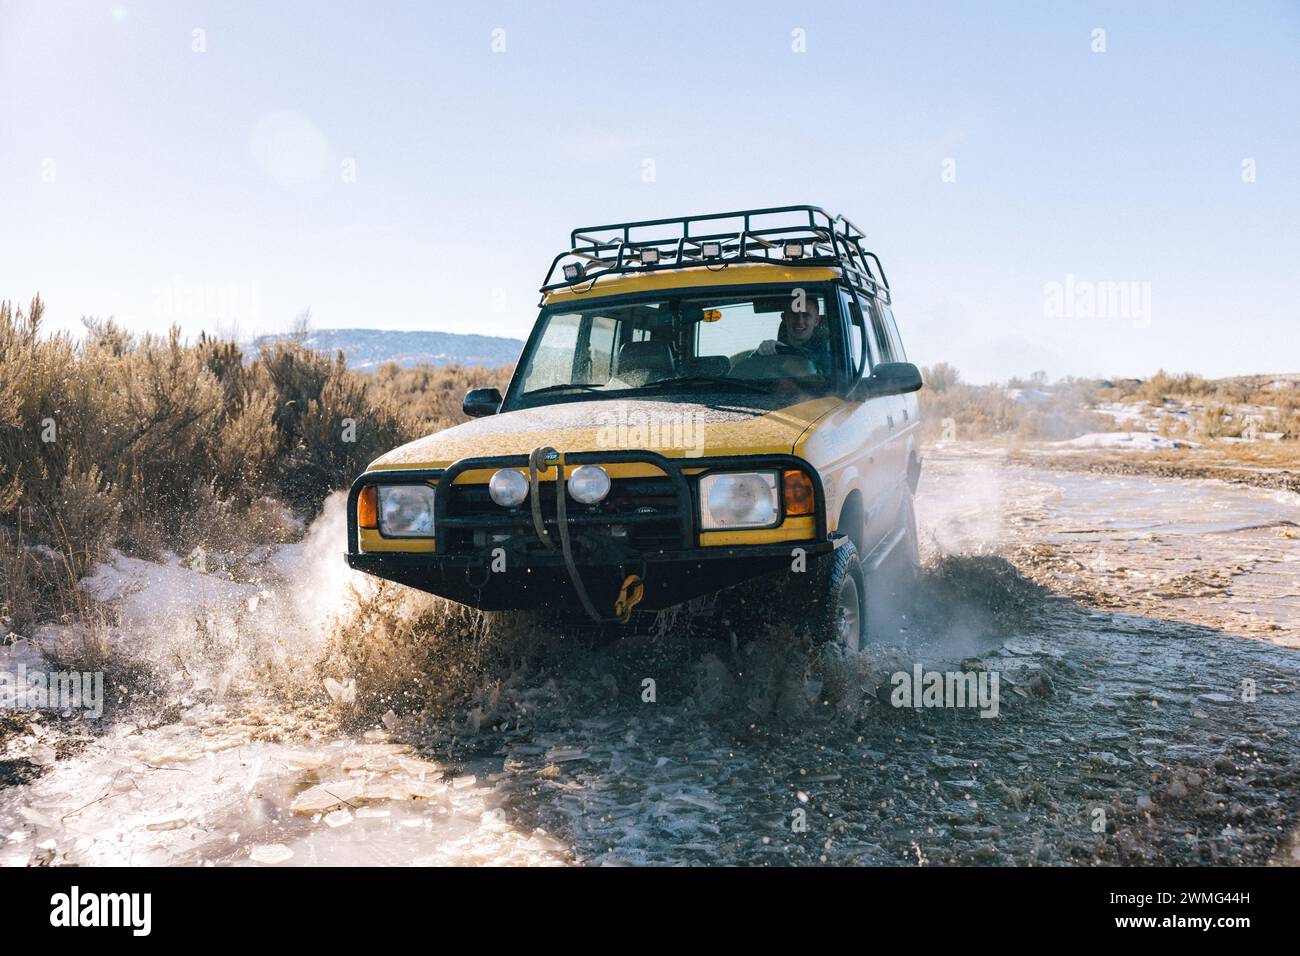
top-left (440, 476), bottom-right (689, 555)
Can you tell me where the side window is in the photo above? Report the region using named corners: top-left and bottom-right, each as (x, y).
top-left (868, 299), bottom-right (896, 363)
top-left (878, 303), bottom-right (907, 362)
top-left (839, 289), bottom-right (869, 376)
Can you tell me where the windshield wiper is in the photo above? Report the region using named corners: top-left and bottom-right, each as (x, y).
top-left (521, 383), bottom-right (607, 397)
top-left (637, 375), bottom-right (771, 394)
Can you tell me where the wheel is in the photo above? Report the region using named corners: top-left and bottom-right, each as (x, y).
top-left (783, 538), bottom-right (867, 654)
top-left (831, 567), bottom-right (864, 653)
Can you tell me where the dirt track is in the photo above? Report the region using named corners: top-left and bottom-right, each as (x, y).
top-left (1, 453), bottom-right (1297, 866)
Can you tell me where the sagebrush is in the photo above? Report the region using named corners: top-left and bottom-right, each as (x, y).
top-left (0, 293), bottom-right (510, 633)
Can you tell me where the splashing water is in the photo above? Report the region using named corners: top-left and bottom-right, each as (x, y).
top-left (3, 457), bottom-right (1298, 866)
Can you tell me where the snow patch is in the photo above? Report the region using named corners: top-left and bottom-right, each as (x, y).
top-left (1052, 431), bottom-right (1200, 451)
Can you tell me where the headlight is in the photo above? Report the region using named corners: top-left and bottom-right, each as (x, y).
top-left (488, 469), bottom-right (529, 507)
top-left (568, 464), bottom-right (610, 504)
top-left (699, 471), bottom-right (779, 529)
top-left (378, 484), bottom-right (435, 536)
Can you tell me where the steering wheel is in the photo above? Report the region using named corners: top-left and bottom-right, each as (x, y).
top-left (731, 347), bottom-right (818, 381)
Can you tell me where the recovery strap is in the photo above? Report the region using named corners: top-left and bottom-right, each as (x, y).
top-left (525, 446), bottom-right (645, 624)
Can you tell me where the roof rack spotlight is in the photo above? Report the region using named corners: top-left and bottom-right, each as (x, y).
top-left (539, 207), bottom-right (891, 302)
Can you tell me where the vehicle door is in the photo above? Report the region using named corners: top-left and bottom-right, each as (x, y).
top-left (798, 285), bottom-right (892, 556)
top-left (865, 297), bottom-right (910, 526)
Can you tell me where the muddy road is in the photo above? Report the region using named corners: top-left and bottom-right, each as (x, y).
top-left (2, 453), bottom-right (1297, 866)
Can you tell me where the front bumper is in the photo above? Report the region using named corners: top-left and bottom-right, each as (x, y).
top-left (346, 540), bottom-right (834, 610)
top-left (345, 450), bottom-right (829, 612)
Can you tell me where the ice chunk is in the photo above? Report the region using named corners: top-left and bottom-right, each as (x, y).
top-left (283, 750), bottom-right (332, 770)
top-left (250, 843), bottom-right (294, 864)
top-left (290, 779), bottom-right (363, 814)
top-left (545, 747), bottom-right (588, 763)
top-left (17, 807), bottom-right (54, 828)
top-left (144, 817), bottom-right (189, 832)
top-left (323, 677), bottom-right (356, 706)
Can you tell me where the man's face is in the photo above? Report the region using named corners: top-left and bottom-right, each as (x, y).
top-left (783, 303), bottom-right (821, 345)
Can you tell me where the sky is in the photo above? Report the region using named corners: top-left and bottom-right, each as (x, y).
top-left (1, 0), bottom-right (1297, 383)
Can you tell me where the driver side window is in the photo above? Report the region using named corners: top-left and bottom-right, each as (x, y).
top-left (840, 289), bottom-right (870, 377)
top-left (868, 299), bottom-right (897, 364)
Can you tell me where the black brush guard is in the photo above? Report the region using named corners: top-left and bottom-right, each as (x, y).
top-left (345, 450), bottom-right (833, 614)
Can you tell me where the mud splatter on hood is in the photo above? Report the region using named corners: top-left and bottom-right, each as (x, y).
top-left (370, 395), bottom-right (841, 469)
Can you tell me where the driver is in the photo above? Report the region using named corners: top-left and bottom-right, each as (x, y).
top-left (756, 298), bottom-right (830, 374)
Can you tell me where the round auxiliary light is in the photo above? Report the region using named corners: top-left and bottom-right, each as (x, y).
top-left (488, 469), bottom-right (529, 507)
top-left (568, 464), bottom-right (611, 505)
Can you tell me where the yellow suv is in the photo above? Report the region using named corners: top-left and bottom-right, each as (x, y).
top-left (346, 206), bottom-right (922, 651)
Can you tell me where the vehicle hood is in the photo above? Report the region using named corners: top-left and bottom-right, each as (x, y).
top-left (369, 395), bottom-right (841, 470)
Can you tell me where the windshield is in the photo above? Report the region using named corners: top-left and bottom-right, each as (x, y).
top-left (511, 286), bottom-right (841, 405)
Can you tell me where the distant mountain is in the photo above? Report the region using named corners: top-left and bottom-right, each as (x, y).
top-left (254, 328), bottom-right (524, 371)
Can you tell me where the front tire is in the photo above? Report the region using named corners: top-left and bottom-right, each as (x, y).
top-left (788, 539), bottom-right (867, 654)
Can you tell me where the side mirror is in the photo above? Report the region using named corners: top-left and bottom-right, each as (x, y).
top-left (462, 387), bottom-right (502, 418)
top-left (855, 362), bottom-right (923, 399)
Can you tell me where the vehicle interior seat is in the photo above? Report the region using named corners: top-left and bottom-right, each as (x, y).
top-left (615, 341), bottom-right (675, 386)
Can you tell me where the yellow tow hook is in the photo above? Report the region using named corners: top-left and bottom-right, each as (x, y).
top-left (613, 573), bottom-right (645, 624)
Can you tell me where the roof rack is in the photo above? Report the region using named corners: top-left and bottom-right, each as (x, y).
top-left (538, 204), bottom-right (890, 305)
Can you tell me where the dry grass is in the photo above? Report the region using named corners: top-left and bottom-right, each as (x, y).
top-left (0, 293), bottom-right (514, 639)
top-left (1097, 369), bottom-right (1298, 408)
top-left (918, 365), bottom-right (1110, 442)
top-left (369, 362), bottom-right (513, 434)
top-left (919, 364), bottom-right (1300, 447)
top-left (317, 580), bottom-right (535, 723)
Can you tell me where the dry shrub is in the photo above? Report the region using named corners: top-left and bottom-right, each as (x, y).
top-left (0, 517), bottom-right (111, 637)
top-left (267, 349), bottom-right (410, 513)
top-left (1, 527), bottom-right (54, 637)
top-left (318, 580), bottom-right (533, 721)
top-left (1196, 404), bottom-right (1235, 440)
top-left (2, 295), bottom-right (513, 571)
top-left (172, 483), bottom-right (302, 555)
top-left (208, 390), bottom-right (278, 500)
top-left (918, 367), bottom-right (1109, 442)
top-left (32, 455), bottom-right (123, 580)
top-left (1, 293), bottom-right (500, 634)
top-left (0, 296), bottom-right (429, 548)
top-left (369, 362), bottom-right (513, 433)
